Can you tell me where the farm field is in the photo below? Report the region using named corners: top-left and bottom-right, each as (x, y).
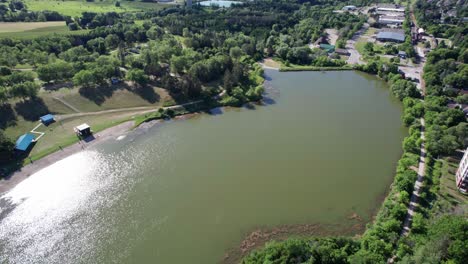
top-left (0, 21), bottom-right (65, 32)
top-left (23, 0), bottom-right (176, 17)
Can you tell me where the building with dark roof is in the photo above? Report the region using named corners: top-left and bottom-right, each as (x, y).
top-left (376, 30), bottom-right (405, 43)
top-left (398, 50), bottom-right (407, 58)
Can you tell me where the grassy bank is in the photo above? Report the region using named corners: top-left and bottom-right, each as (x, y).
top-left (133, 101), bottom-right (210, 127)
top-left (279, 65), bottom-right (354, 72)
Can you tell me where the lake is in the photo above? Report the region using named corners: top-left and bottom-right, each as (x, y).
top-left (0, 70), bottom-right (405, 263)
top-left (199, 0), bottom-right (242, 8)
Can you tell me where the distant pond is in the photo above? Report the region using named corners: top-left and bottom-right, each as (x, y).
top-left (199, 0), bottom-right (243, 8)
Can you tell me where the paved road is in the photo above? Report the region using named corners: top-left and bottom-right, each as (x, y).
top-left (346, 23), bottom-right (368, 65)
top-left (401, 118), bottom-right (425, 236)
top-left (398, 64), bottom-right (423, 90)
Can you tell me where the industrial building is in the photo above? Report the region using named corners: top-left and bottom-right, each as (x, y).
top-left (376, 5), bottom-right (405, 13)
top-left (376, 29), bottom-right (405, 43)
top-left (379, 15), bottom-right (405, 26)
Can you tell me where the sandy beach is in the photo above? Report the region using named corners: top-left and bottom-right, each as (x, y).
top-left (0, 121), bottom-right (135, 195)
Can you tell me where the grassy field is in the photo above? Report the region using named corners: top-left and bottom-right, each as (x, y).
top-left (0, 25), bottom-right (89, 39)
top-left (0, 21), bottom-right (89, 39)
top-left (24, 111), bottom-right (138, 162)
top-left (24, 0), bottom-right (177, 17)
top-left (2, 83), bottom-right (176, 163)
top-left (45, 84), bottom-right (173, 112)
top-left (439, 159), bottom-right (468, 207)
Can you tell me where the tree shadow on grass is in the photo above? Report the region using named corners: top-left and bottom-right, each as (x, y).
top-left (14, 98), bottom-right (50, 122)
top-left (132, 85), bottom-right (160, 104)
top-left (0, 104), bottom-right (17, 129)
top-left (79, 85), bottom-right (119, 106)
top-left (79, 83), bottom-right (161, 105)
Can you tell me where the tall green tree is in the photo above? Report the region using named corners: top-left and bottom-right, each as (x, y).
top-left (126, 69), bottom-right (149, 87)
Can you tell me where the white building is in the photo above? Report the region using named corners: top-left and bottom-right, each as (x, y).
top-left (456, 147), bottom-right (468, 193)
top-left (379, 16), bottom-right (405, 25)
top-left (377, 7), bottom-right (405, 13)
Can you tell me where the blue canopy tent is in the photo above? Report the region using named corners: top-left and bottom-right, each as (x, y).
top-left (15, 133), bottom-right (35, 151)
top-left (40, 114), bottom-right (55, 125)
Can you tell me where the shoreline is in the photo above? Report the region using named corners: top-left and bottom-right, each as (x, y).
top-left (0, 121), bottom-right (136, 195)
top-left (0, 106), bottom-right (221, 195)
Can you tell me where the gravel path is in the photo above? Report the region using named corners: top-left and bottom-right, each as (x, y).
top-left (401, 118), bottom-right (425, 236)
top-left (346, 23), bottom-right (368, 65)
top-left (53, 96), bottom-right (81, 113)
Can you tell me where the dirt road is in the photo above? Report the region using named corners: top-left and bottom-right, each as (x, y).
top-left (346, 23), bottom-right (368, 65)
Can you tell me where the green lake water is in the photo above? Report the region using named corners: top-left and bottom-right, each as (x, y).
top-left (0, 70), bottom-right (406, 263)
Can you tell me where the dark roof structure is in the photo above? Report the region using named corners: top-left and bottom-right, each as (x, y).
top-left (376, 30), bottom-right (405, 42)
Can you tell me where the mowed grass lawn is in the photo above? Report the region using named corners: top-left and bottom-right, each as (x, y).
top-left (4, 110), bottom-right (142, 163)
top-left (0, 22), bottom-right (89, 39)
top-left (45, 84), bottom-right (173, 112)
top-left (24, 0), bottom-right (172, 17)
top-left (440, 159), bottom-right (468, 206)
top-left (25, 111), bottom-right (140, 162)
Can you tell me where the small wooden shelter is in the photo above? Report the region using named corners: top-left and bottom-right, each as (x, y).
top-left (74, 123), bottom-right (92, 138)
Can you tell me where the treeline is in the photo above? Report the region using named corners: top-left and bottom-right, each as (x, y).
top-left (242, 237), bottom-right (360, 263)
top-left (0, 129), bottom-right (14, 165)
top-left (0, 68), bottom-right (39, 102)
top-left (423, 48), bottom-right (467, 157)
